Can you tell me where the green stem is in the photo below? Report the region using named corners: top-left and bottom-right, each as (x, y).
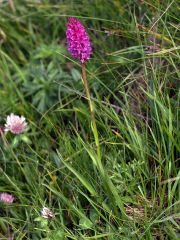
top-left (81, 64), bottom-right (102, 168)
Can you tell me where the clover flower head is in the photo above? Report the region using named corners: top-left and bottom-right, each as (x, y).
top-left (5, 113), bottom-right (27, 134)
top-left (0, 192), bottom-right (15, 203)
top-left (66, 17), bottom-right (92, 63)
top-left (41, 207), bottom-right (55, 219)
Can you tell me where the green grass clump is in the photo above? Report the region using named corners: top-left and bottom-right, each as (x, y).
top-left (0, 0), bottom-right (179, 239)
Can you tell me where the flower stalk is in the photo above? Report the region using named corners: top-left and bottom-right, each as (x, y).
top-left (81, 64), bottom-right (101, 164)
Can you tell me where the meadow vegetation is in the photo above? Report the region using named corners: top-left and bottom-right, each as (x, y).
top-left (0, 0), bottom-right (179, 239)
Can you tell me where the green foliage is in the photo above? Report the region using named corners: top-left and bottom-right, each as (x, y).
top-left (0, 0), bottom-right (179, 239)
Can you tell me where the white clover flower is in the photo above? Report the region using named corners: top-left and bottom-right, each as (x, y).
top-left (5, 113), bottom-right (27, 134)
top-left (41, 207), bottom-right (55, 219)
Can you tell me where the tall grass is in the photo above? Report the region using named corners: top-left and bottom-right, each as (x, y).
top-left (0, 0), bottom-right (179, 239)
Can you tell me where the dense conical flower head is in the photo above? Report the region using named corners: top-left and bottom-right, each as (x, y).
top-left (66, 17), bottom-right (92, 63)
